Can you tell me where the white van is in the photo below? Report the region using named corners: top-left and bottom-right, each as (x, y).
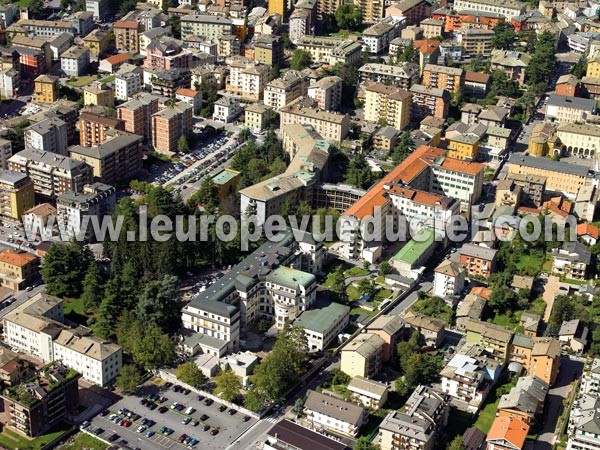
top-left (184, 407), bottom-right (195, 415)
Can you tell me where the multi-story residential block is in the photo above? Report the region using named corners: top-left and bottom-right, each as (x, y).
top-left (385, 0), bottom-right (430, 24)
top-left (240, 124), bottom-right (330, 223)
top-left (13, 46), bottom-right (46, 79)
top-left (34, 105), bottom-right (79, 146)
top-left (83, 29), bottom-right (112, 58)
top-left (69, 131), bottom-right (143, 184)
top-left (457, 29), bottom-right (495, 57)
top-left (580, 358), bottom-right (600, 395)
top-left (508, 153), bottom-right (591, 197)
top-left (359, 62), bottom-right (419, 88)
top-left (70, 11), bottom-right (93, 36)
top-left (145, 38), bottom-right (191, 70)
top-left (175, 88), bottom-right (202, 115)
top-left (304, 390), bottom-right (367, 436)
top-left (348, 377), bottom-right (389, 410)
top-left (498, 376), bottom-right (548, 425)
top-left (365, 315), bottom-right (404, 362)
top-left (379, 385), bottom-right (449, 450)
top-left (0, 363), bottom-right (79, 437)
top-left (490, 50), bottom-right (531, 86)
top-left (225, 56), bottom-right (269, 101)
top-left (293, 300), bottom-right (349, 351)
top-left (0, 4), bottom-right (17, 28)
top-left (180, 14), bottom-right (233, 40)
top-left (8, 19), bottom-right (74, 39)
top-left (486, 417), bottom-right (530, 450)
top-left (8, 148), bottom-right (93, 199)
top-left (244, 103), bottom-right (271, 132)
top-left (373, 127), bottom-right (399, 152)
top-left (340, 333), bottom-right (384, 378)
top-left (56, 183), bottom-right (116, 240)
top-left (421, 17), bottom-right (444, 38)
top-left (364, 83), bottom-right (412, 129)
top-left (289, 8), bottom-right (312, 45)
top-left (280, 97), bottom-right (350, 144)
top-left (307, 76), bottom-right (342, 111)
top-left (296, 36), bottom-right (363, 66)
top-left (557, 123), bottom-right (600, 157)
top-left (48, 33), bottom-right (74, 63)
top-left (441, 343), bottom-right (501, 412)
top-left (254, 34), bottom-right (284, 67)
top-left (464, 71), bottom-right (491, 97)
top-left (114, 71), bottom-right (142, 101)
top-left (85, 0), bottom-right (109, 20)
top-left (114, 21), bottom-right (141, 53)
top-left (213, 96), bottom-right (243, 123)
top-left (509, 335), bottom-right (561, 385)
top-left (2, 293), bottom-right (122, 386)
top-left (60, 45), bottom-right (90, 77)
top-left (409, 84), bottom-right (449, 120)
top-left (264, 70), bottom-right (308, 110)
top-left (117, 92), bottom-right (160, 143)
top-left (217, 34), bottom-right (241, 57)
top-left (433, 259), bottom-right (466, 299)
top-left (0, 138), bottom-right (13, 170)
top-left (0, 248), bottom-right (39, 290)
top-left (182, 231), bottom-right (322, 355)
top-left (0, 67), bottom-right (19, 99)
top-left (545, 94), bottom-right (597, 124)
top-left (403, 310), bottom-right (446, 347)
top-left (316, 0), bottom-right (343, 19)
top-left (265, 420), bottom-right (348, 450)
top-left (459, 243), bottom-right (497, 279)
top-left (11, 35), bottom-right (52, 69)
top-left (353, 0), bottom-right (384, 23)
top-left (83, 82), bottom-right (114, 107)
top-left (422, 64), bottom-right (464, 95)
top-left (0, 171), bottom-right (34, 221)
top-left (463, 318), bottom-right (514, 361)
top-left (551, 242), bottom-right (591, 281)
top-left (151, 101), bottom-right (193, 156)
top-left (453, 0), bottom-right (526, 20)
top-left (24, 118), bottom-right (68, 156)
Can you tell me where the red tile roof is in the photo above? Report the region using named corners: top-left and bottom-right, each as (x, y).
top-left (577, 223), bottom-right (599, 240)
top-left (104, 53), bottom-right (130, 65)
top-left (487, 417), bottom-right (529, 450)
top-left (114, 20), bottom-right (139, 29)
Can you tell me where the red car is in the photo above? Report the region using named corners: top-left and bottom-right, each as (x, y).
top-left (178, 434), bottom-right (188, 443)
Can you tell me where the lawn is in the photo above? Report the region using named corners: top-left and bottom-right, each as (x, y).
top-left (473, 376), bottom-right (517, 433)
top-left (66, 75), bottom-right (98, 88)
top-left (61, 432), bottom-right (107, 450)
top-left (344, 266), bottom-right (369, 278)
top-left (527, 297), bottom-right (547, 316)
top-left (100, 75), bottom-right (115, 83)
top-left (446, 407), bottom-right (476, 440)
top-left (350, 306), bottom-right (377, 317)
top-left (0, 424), bottom-right (70, 450)
top-left (491, 311), bottom-right (522, 331)
top-left (63, 297), bottom-right (91, 326)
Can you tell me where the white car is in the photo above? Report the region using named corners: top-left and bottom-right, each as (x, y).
top-left (137, 425), bottom-right (146, 433)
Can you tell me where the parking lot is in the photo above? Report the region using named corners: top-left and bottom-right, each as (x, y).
top-left (86, 379), bottom-right (257, 450)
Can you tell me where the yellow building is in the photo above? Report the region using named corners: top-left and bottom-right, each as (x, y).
top-left (447, 134), bottom-right (480, 160)
top-left (587, 58), bottom-right (600, 78)
top-left (83, 29), bottom-right (112, 58)
top-left (0, 249), bottom-right (39, 291)
top-left (34, 74), bottom-right (59, 104)
top-left (83, 82), bottom-right (114, 107)
top-left (527, 122), bottom-right (557, 157)
top-left (340, 333), bottom-right (384, 378)
top-left (244, 103), bottom-right (271, 132)
top-left (463, 318), bottom-right (513, 360)
top-left (0, 171), bottom-right (35, 221)
top-left (556, 123), bottom-right (600, 158)
top-left (508, 153), bottom-right (588, 196)
top-left (268, 0), bottom-right (286, 17)
top-left (364, 83), bottom-right (412, 130)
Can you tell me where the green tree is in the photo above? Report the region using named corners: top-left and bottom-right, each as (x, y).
top-left (491, 22), bottom-right (517, 50)
top-left (329, 265), bottom-right (348, 304)
top-left (396, 44), bottom-right (418, 63)
top-left (93, 277), bottom-right (122, 339)
top-left (136, 275), bottom-right (182, 333)
top-left (391, 133), bottom-right (414, 165)
top-left (176, 362), bottom-right (206, 387)
top-left (345, 154), bottom-right (375, 189)
top-left (189, 178), bottom-right (219, 210)
top-left (131, 324), bottom-right (176, 369)
top-left (334, 3), bottom-right (362, 30)
top-left (354, 437), bottom-right (380, 450)
top-left (81, 263), bottom-right (103, 313)
top-left (116, 365), bottom-right (143, 395)
top-left (526, 31), bottom-right (557, 88)
top-left (447, 436), bottom-right (465, 450)
top-left (572, 56), bottom-right (587, 79)
top-left (357, 278), bottom-right (376, 298)
top-left (488, 285), bottom-right (517, 313)
top-left (291, 49), bottom-right (313, 70)
top-left (490, 70), bottom-right (520, 98)
top-left (177, 135), bottom-right (189, 153)
top-left (214, 369), bottom-right (242, 402)
top-left (379, 261), bottom-right (393, 276)
top-left (42, 241), bottom-right (93, 298)
top-left (331, 368), bottom-right (351, 385)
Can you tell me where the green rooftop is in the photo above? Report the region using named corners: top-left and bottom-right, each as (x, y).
top-left (211, 169), bottom-right (239, 186)
top-left (393, 228), bottom-right (436, 265)
top-left (293, 300), bottom-right (350, 333)
top-left (267, 266), bottom-right (317, 290)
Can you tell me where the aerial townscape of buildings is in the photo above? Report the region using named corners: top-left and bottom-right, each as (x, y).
top-left (0, 0), bottom-right (597, 448)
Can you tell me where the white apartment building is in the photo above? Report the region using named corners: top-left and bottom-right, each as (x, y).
top-left (546, 94), bottom-right (597, 125)
top-left (293, 300), bottom-right (350, 351)
top-left (567, 358), bottom-right (600, 450)
top-left (347, 377), bottom-right (389, 410)
top-left (581, 358), bottom-right (600, 395)
top-left (24, 118), bottom-right (68, 156)
top-left (225, 56), bottom-right (269, 101)
top-left (53, 329), bottom-right (122, 387)
top-left (0, 68), bottom-right (19, 99)
top-left (296, 36), bottom-right (363, 66)
top-left (362, 17), bottom-right (405, 54)
top-left (56, 183), bottom-right (116, 241)
top-left (289, 9), bottom-right (311, 45)
top-left (85, 0), bottom-right (109, 20)
top-left (452, 0), bottom-right (526, 20)
top-left (304, 390), bottom-right (367, 436)
top-left (180, 14), bottom-right (233, 40)
top-left (115, 71), bottom-right (142, 101)
top-left (3, 293), bottom-right (122, 386)
top-left (433, 259), bottom-right (466, 299)
top-left (264, 70), bottom-right (308, 110)
top-left (431, 158), bottom-right (484, 212)
top-left (307, 76), bottom-right (343, 111)
top-left (61, 46), bottom-right (90, 77)
top-left (213, 96), bottom-right (242, 123)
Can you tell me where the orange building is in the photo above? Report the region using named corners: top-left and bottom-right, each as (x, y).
top-left (114, 21), bottom-right (141, 53)
top-left (433, 8), bottom-right (504, 32)
top-left (0, 250), bottom-right (39, 291)
top-left (79, 112), bottom-right (125, 147)
top-left (509, 335), bottom-right (561, 385)
top-left (486, 417), bottom-right (529, 450)
top-left (422, 63), bottom-right (464, 95)
top-left (151, 101), bottom-right (193, 156)
top-left (117, 93), bottom-right (159, 143)
top-left (555, 74), bottom-right (582, 97)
